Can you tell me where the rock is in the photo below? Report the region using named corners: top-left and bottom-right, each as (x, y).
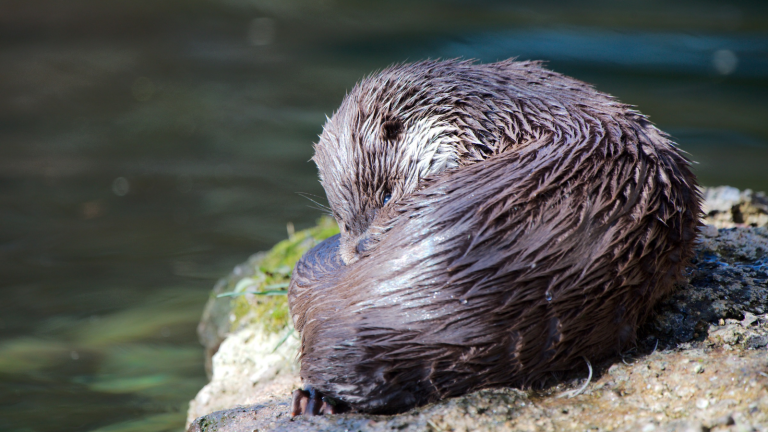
top-left (186, 345), bottom-right (768, 431)
top-left (646, 226), bottom-right (768, 348)
top-left (702, 186), bottom-right (742, 213)
top-left (700, 224), bottom-right (719, 238)
top-left (186, 188), bottom-right (768, 431)
top-left (185, 326), bottom-right (301, 426)
top-left (747, 335), bottom-right (768, 349)
top-left (187, 217), bottom-right (338, 424)
top-left (702, 186), bottom-right (768, 228)
top-left (195, 217), bottom-right (339, 377)
top-left (197, 251), bottom-right (267, 378)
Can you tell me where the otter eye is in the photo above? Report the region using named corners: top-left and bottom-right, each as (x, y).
top-left (381, 118), bottom-right (404, 142)
top-left (383, 194), bottom-right (392, 205)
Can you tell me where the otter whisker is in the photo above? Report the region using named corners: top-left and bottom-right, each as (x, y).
top-left (651, 338), bottom-right (660, 355)
top-left (297, 192), bottom-right (331, 212)
top-left (557, 357), bottom-right (593, 399)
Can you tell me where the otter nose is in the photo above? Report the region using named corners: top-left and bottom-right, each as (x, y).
top-left (339, 237), bottom-right (361, 265)
top-left (339, 233), bottom-right (375, 265)
top-left (356, 237), bottom-right (373, 255)
top-left (355, 236), bottom-right (373, 256)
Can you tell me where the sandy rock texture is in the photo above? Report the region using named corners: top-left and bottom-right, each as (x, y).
top-left (185, 327), bottom-right (301, 427)
top-left (186, 188), bottom-right (768, 431)
top-left (702, 186), bottom-right (768, 229)
top-left (187, 217), bottom-right (338, 424)
top-left (188, 347), bottom-right (767, 432)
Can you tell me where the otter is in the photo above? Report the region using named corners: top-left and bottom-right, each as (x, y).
top-left (287, 59), bottom-right (701, 416)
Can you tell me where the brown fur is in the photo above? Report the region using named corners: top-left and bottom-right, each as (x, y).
top-left (288, 59), bottom-right (701, 414)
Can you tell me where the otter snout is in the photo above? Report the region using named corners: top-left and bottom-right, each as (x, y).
top-left (339, 232), bottom-right (376, 265)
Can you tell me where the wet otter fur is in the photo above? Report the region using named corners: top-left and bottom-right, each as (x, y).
top-left (288, 59), bottom-right (701, 415)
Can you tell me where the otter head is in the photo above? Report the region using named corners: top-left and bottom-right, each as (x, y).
top-left (313, 63), bottom-right (471, 265)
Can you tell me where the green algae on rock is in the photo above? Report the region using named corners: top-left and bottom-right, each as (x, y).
top-left (196, 216), bottom-right (338, 376)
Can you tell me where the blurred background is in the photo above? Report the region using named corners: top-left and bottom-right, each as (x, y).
top-left (0, 0), bottom-right (766, 431)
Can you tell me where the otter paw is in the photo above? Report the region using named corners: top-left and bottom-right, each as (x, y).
top-left (291, 387), bottom-right (346, 416)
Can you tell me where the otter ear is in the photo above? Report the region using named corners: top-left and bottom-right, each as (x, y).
top-left (381, 117), bottom-right (404, 143)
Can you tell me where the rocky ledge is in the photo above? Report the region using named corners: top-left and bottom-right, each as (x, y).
top-left (186, 187), bottom-right (768, 432)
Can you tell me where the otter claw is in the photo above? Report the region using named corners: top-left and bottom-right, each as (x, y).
top-left (291, 389), bottom-right (310, 416)
top-left (291, 388), bottom-right (345, 416)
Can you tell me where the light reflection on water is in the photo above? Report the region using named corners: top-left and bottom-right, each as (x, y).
top-left (0, 0), bottom-right (766, 431)
top-left (442, 29), bottom-right (768, 77)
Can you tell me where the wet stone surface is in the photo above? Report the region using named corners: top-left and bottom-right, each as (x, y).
top-left (647, 227), bottom-right (768, 351)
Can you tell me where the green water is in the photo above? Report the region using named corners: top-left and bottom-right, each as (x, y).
top-left (1, 1), bottom-right (767, 431)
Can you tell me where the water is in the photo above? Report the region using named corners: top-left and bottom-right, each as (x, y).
top-left (1, 1), bottom-right (767, 431)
